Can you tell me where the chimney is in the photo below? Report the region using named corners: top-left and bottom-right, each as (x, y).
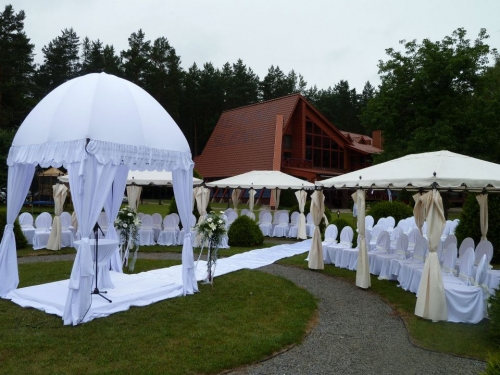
top-left (372, 130), bottom-right (383, 150)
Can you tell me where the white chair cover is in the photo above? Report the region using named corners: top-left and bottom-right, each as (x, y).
top-left (378, 234), bottom-right (409, 280)
top-left (325, 226), bottom-right (354, 266)
top-left (157, 215), bottom-right (178, 246)
top-left (259, 212), bottom-right (273, 236)
top-left (368, 231), bottom-right (391, 275)
top-left (32, 212), bottom-right (53, 250)
top-left (321, 224), bottom-right (338, 263)
top-left (272, 212), bottom-right (290, 238)
top-left (138, 214), bottom-right (155, 246)
top-left (365, 215), bottom-right (374, 231)
top-left (305, 212), bottom-right (315, 238)
top-left (19, 212), bottom-right (35, 244)
top-left (151, 213), bottom-right (163, 241)
top-left (475, 240), bottom-right (493, 266)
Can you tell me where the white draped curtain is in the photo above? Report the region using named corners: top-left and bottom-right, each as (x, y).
top-left (62, 156), bottom-right (119, 325)
top-left (248, 188), bottom-right (256, 213)
top-left (127, 185), bottom-right (142, 212)
top-left (194, 186), bottom-right (210, 223)
top-left (0, 164), bottom-right (35, 297)
top-left (413, 192), bottom-right (426, 235)
top-left (231, 189), bottom-right (240, 211)
top-left (104, 165), bottom-right (129, 272)
top-left (354, 189), bottom-right (370, 289)
top-left (295, 190), bottom-right (307, 240)
top-left (476, 194), bottom-right (488, 241)
top-left (308, 190), bottom-right (325, 270)
top-left (271, 189), bottom-right (281, 210)
top-left (173, 167), bottom-right (198, 296)
top-left (47, 183), bottom-right (68, 250)
top-left (415, 189), bottom-right (447, 322)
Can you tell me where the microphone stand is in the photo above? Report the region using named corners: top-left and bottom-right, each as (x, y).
top-left (91, 221), bottom-right (112, 303)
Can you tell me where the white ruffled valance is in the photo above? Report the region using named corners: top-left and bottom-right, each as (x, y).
top-left (8, 139), bottom-right (193, 171)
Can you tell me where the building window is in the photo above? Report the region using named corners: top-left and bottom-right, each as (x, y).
top-left (283, 135), bottom-right (292, 150)
top-left (305, 120), bottom-right (344, 169)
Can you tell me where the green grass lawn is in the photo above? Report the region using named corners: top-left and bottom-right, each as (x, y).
top-left (278, 253), bottom-right (495, 360)
top-left (0, 259), bottom-right (317, 375)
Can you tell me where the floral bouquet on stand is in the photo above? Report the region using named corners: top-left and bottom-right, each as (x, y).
top-left (114, 206), bottom-right (141, 271)
top-left (196, 211), bottom-right (227, 285)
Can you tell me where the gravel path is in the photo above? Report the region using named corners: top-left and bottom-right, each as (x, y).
top-left (228, 264), bottom-right (486, 375)
top-left (18, 252), bottom-right (486, 374)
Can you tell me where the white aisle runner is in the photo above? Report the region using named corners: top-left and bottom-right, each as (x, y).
top-left (6, 240), bottom-right (311, 324)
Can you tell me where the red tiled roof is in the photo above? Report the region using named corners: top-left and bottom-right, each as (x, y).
top-left (195, 94), bottom-right (301, 178)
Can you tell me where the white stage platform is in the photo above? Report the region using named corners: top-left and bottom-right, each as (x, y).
top-left (6, 240), bottom-right (311, 324)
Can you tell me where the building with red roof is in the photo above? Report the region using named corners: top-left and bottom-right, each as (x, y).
top-left (194, 93), bottom-right (382, 183)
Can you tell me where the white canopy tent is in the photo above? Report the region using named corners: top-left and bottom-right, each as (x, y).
top-left (317, 150), bottom-right (500, 322)
top-left (206, 170), bottom-right (315, 239)
top-left (0, 73), bottom-right (198, 325)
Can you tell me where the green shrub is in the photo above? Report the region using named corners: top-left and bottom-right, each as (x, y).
top-left (279, 189), bottom-right (297, 208)
top-left (0, 212), bottom-right (28, 248)
top-left (168, 196), bottom-right (212, 227)
top-left (228, 215), bottom-right (264, 247)
top-left (455, 193), bottom-right (500, 263)
top-left (366, 201), bottom-right (413, 225)
top-left (488, 288), bottom-right (500, 347)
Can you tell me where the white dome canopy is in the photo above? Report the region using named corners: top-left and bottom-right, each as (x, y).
top-left (9, 73), bottom-right (191, 171)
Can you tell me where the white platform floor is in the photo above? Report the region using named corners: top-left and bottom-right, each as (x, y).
top-left (7, 240), bottom-right (311, 324)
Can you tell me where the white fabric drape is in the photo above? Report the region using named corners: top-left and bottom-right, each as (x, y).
top-left (194, 186), bottom-right (210, 223)
top-left (172, 167), bottom-right (198, 296)
top-left (308, 190), bottom-right (325, 270)
top-left (271, 189), bottom-right (281, 210)
top-left (0, 164), bottom-right (35, 297)
top-left (231, 189), bottom-right (240, 211)
top-left (295, 190), bottom-right (307, 240)
top-left (354, 189), bottom-right (370, 289)
top-left (47, 183), bottom-right (68, 250)
top-left (413, 192), bottom-right (425, 235)
top-left (62, 156), bottom-right (119, 325)
top-left (476, 194), bottom-right (488, 241)
top-left (248, 188), bottom-right (256, 213)
top-left (127, 185), bottom-right (142, 212)
top-left (104, 165), bottom-right (129, 272)
top-left (415, 189), bottom-right (447, 322)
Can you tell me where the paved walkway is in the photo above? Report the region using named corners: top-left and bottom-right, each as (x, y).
top-left (18, 252), bottom-right (486, 375)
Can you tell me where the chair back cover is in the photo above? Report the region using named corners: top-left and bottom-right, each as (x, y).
top-left (163, 215), bottom-right (177, 229)
top-left (443, 234), bottom-right (457, 250)
top-left (339, 225), bottom-right (353, 244)
top-left (35, 212), bottom-right (52, 230)
top-left (458, 237), bottom-right (475, 258)
top-left (324, 224), bottom-right (338, 242)
top-left (306, 212), bottom-right (313, 224)
top-left (441, 243), bottom-right (458, 274)
top-left (391, 226), bottom-right (403, 241)
top-left (246, 212), bottom-right (256, 220)
top-left (60, 212), bottom-right (72, 230)
top-left (441, 221), bottom-right (453, 239)
top-left (278, 212), bottom-right (289, 225)
top-left (375, 231), bottom-right (390, 253)
top-left (413, 236), bottom-right (427, 262)
top-left (377, 217), bottom-right (387, 230)
top-left (19, 212), bottom-right (34, 227)
top-left (386, 216), bottom-right (395, 229)
top-left (152, 213), bottom-right (162, 228)
top-left (141, 214), bottom-right (153, 229)
top-left (241, 208), bottom-right (249, 216)
top-left (475, 254), bottom-right (488, 286)
top-left (170, 213), bottom-right (180, 227)
top-left (365, 215), bottom-right (374, 229)
top-left (395, 233), bottom-right (409, 259)
top-left (259, 210), bottom-right (269, 222)
top-left (369, 225), bottom-right (383, 242)
top-left (290, 211), bottom-right (299, 224)
top-left (458, 247), bottom-right (475, 283)
top-left (190, 214), bottom-right (197, 228)
top-left (407, 227), bottom-right (421, 246)
top-left (227, 211), bottom-right (238, 224)
top-left (475, 240), bottom-right (493, 266)
top-left (262, 212), bottom-right (272, 224)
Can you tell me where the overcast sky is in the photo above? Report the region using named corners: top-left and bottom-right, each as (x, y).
top-left (8, 0), bottom-right (500, 92)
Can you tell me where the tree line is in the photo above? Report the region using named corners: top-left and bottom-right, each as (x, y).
top-left (1, 4), bottom-right (499, 188)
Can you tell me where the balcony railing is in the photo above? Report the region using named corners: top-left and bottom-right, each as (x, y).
top-left (281, 157), bottom-right (312, 169)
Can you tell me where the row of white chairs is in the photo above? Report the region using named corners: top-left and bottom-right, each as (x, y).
top-left (19, 212), bottom-right (75, 250)
top-left (323, 216), bottom-right (491, 323)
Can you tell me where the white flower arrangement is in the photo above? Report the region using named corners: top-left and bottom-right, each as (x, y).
top-left (114, 206), bottom-right (141, 270)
